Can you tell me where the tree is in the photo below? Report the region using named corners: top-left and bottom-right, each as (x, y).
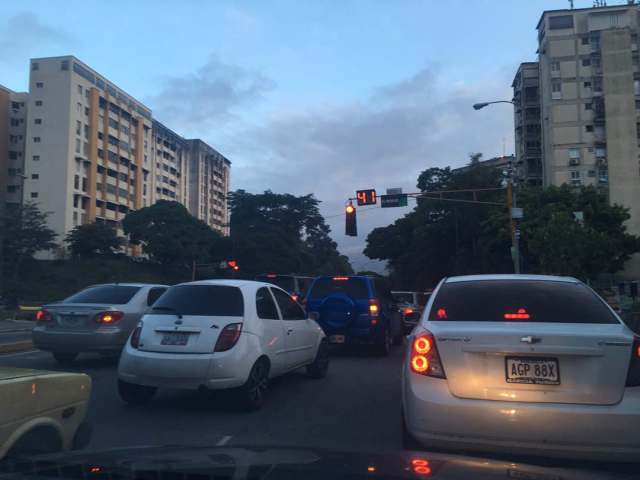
top-left (122, 200), bottom-right (222, 268)
top-left (229, 190), bottom-right (352, 276)
top-left (65, 222), bottom-right (123, 258)
top-left (1, 203), bottom-right (57, 302)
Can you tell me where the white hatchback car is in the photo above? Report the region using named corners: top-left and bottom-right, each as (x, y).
top-left (402, 274), bottom-right (640, 462)
top-left (118, 280), bottom-right (328, 409)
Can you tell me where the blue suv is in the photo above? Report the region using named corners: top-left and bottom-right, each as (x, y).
top-left (305, 276), bottom-right (402, 355)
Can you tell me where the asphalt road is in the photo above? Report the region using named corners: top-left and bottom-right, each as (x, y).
top-left (0, 345), bottom-right (404, 452)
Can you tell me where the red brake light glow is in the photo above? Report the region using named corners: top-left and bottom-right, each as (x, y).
top-left (291, 294), bottom-right (299, 302)
top-left (36, 309), bottom-right (52, 322)
top-left (504, 308), bottom-right (530, 320)
top-left (411, 459), bottom-right (431, 475)
top-left (436, 308), bottom-right (447, 319)
top-left (333, 276), bottom-right (349, 281)
top-left (96, 311), bottom-right (124, 324)
top-left (267, 274), bottom-right (277, 278)
top-left (414, 337), bottom-right (431, 354)
top-left (410, 331), bottom-right (446, 378)
top-left (403, 307), bottom-right (414, 315)
top-left (411, 355), bottom-right (429, 373)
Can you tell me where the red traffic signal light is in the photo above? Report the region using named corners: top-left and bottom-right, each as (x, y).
top-left (345, 202), bottom-right (357, 236)
top-left (227, 260), bottom-right (239, 271)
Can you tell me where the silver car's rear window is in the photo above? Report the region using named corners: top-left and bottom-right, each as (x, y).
top-left (428, 280), bottom-right (618, 324)
top-left (63, 285), bottom-right (141, 304)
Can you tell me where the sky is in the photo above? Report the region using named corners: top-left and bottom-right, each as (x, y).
top-left (0, 0), bottom-right (604, 272)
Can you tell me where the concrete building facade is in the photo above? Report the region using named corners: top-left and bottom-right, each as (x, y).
top-left (151, 120), bottom-right (188, 205)
top-left (0, 85), bottom-right (28, 208)
top-left (535, 5), bottom-right (640, 275)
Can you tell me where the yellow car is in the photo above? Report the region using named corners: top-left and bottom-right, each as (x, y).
top-left (0, 367), bottom-right (92, 459)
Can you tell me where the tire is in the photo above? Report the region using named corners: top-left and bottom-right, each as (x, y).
top-left (402, 408), bottom-right (422, 451)
top-left (374, 327), bottom-right (391, 356)
top-left (118, 379), bottom-right (157, 405)
top-left (306, 340), bottom-right (329, 378)
top-left (52, 352), bottom-right (78, 365)
top-left (239, 358), bottom-right (270, 411)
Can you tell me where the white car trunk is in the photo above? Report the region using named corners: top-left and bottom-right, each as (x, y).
top-left (432, 321), bottom-right (633, 405)
top-left (138, 314), bottom-right (243, 354)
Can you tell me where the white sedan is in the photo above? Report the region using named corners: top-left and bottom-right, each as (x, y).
top-left (118, 280), bottom-right (328, 410)
top-left (402, 274), bottom-right (640, 462)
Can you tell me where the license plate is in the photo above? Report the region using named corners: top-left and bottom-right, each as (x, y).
top-left (161, 332), bottom-right (190, 346)
top-left (61, 315), bottom-right (83, 327)
top-left (329, 335), bottom-right (345, 344)
top-left (505, 357), bottom-right (560, 385)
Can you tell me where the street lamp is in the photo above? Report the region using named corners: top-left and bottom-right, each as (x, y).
top-left (473, 99), bottom-right (520, 274)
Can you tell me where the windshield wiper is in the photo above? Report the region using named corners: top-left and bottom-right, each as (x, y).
top-left (151, 306), bottom-right (183, 318)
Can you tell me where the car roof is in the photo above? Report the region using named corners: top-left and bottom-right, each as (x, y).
top-left (90, 283), bottom-right (169, 288)
top-left (445, 274), bottom-right (579, 284)
top-left (180, 279), bottom-right (281, 289)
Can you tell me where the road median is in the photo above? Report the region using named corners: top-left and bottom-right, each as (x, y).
top-left (0, 339), bottom-right (34, 355)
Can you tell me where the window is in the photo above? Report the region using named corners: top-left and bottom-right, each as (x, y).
top-left (84, 106), bottom-right (89, 116)
top-left (570, 170), bottom-right (581, 180)
top-left (550, 61), bottom-right (560, 72)
top-left (256, 287), bottom-right (280, 320)
top-left (583, 81), bottom-right (592, 88)
top-left (585, 102), bottom-right (592, 110)
top-left (581, 36), bottom-right (589, 45)
top-left (307, 277), bottom-right (370, 300)
top-left (32, 155), bottom-right (40, 162)
top-left (34, 118), bottom-right (42, 124)
top-left (551, 80), bottom-right (562, 99)
top-left (588, 170), bottom-right (596, 177)
top-left (32, 62), bottom-right (39, 71)
top-left (8, 151), bottom-right (17, 160)
top-left (61, 60), bottom-right (69, 71)
top-left (64, 285), bottom-right (141, 305)
top-left (585, 125), bottom-right (594, 132)
top-left (428, 280), bottom-right (617, 324)
top-left (77, 102), bottom-right (82, 113)
top-left (36, 82), bottom-right (43, 88)
top-left (78, 85), bottom-right (83, 95)
top-left (582, 58), bottom-right (591, 67)
top-left (272, 288), bottom-right (307, 320)
top-left (84, 125), bottom-right (89, 139)
top-left (35, 100), bottom-right (42, 106)
top-left (76, 120), bottom-right (82, 135)
top-left (74, 175), bottom-right (80, 189)
top-left (548, 15), bottom-right (573, 30)
top-left (31, 174), bottom-right (39, 180)
top-left (146, 287), bottom-right (167, 306)
top-left (33, 137), bottom-right (41, 143)
top-left (635, 80), bottom-right (640, 96)
top-left (568, 148), bottom-right (581, 159)
top-left (75, 138), bottom-right (81, 153)
top-left (151, 285), bottom-right (244, 316)
top-left (596, 146), bottom-right (606, 157)
top-left (30, 192), bottom-right (38, 198)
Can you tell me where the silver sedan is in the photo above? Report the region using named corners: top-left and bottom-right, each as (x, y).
top-left (32, 283), bottom-right (168, 364)
top-left (402, 274), bottom-right (640, 462)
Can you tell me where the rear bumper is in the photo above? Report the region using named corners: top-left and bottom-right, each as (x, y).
top-left (32, 326), bottom-right (129, 353)
top-left (403, 366), bottom-right (640, 462)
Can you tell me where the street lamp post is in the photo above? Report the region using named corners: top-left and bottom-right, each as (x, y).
top-left (473, 100), bottom-right (521, 274)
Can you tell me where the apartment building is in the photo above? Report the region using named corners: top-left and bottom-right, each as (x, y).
top-left (186, 139), bottom-right (230, 236)
top-left (22, 56), bottom-right (153, 256)
top-left (535, 4), bottom-right (640, 275)
top-left (512, 62), bottom-right (543, 186)
top-left (151, 120), bottom-right (188, 205)
top-left (0, 85), bottom-right (28, 208)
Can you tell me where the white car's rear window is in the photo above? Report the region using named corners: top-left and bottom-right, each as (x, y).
top-left (428, 280), bottom-right (618, 324)
top-left (152, 285), bottom-right (244, 317)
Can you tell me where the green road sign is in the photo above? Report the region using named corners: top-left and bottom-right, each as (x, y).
top-left (381, 194), bottom-right (408, 208)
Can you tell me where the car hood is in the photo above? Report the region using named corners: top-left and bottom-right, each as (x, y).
top-left (0, 445), bottom-right (630, 479)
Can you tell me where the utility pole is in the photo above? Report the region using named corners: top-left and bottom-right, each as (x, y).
top-left (506, 179), bottom-right (520, 274)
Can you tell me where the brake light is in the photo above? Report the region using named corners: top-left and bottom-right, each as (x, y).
top-left (403, 307), bottom-right (414, 315)
top-left (95, 311), bottom-right (124, 324)
top-left (411, 459), bottom-right (431, 475)
top-left (504, 308), bottom-right (530, 320)
top-left (35, 309), bottom-right (52, 322)
top-left (267, 274), bottom-right (277, 278)
top-left (626, 336), bottom-right (640, 387)
top-left (291, 294), bottom-right (299, 302)
top-left (410, 330), bottom-right (445, 378)
top-left (214, 323), bottom-right (243, 352)
top-left (333, 276), bottom-right (349, 281)
top-left (436, 308), bottom-right (447, 319)
top-left (369, 299), bottom-right (380, 317)
top-left (130, 325), bottom-right (142, 349)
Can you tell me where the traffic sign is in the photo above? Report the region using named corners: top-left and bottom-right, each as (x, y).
top-left (381, 194), bottom-right (408, 208)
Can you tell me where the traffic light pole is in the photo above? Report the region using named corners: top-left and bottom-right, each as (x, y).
top-left (506, 180), bottom-right (520, 274)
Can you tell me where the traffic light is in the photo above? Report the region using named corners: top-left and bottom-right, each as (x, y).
top-left (227, 260), bottom-right (239, 271)
top-left (345, 202), bottom-right (357, 236)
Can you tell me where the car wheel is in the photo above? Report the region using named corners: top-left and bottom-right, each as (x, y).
top-left (6, 426), bottom-right (63, 458)
top-left (52, 352), bottom-right (78, 365)
top-left (239, 358), bottom-right (270, 411)
top-left (118, 379), bottom-right (157, 405)
top-left (374, 328), bottom-right (391, 356)
top-left (402, 408), bottom-right (421, 451)
top-left (307, 340), bottom-right (329, 378)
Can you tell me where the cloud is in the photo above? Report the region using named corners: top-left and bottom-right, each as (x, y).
top-left (230, 65), bottom-right (514, 271)
top-left (0, 13), bottom-right (73, 62)
top-left (147, 55), bottom-right (275, 131)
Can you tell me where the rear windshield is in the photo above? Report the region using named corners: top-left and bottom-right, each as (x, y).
top-left (152, 285), bottom-right (244, 317)
top-left (308, 278), bottom-right (369, 299)
top-left (63, 285), bottom-right (141, 304)
top-left (429, 280), bottom-right (618, 324)
top-left (392, 292), bottom-right (415, 304)
top-left (256, 275), bottom-right (295, 292)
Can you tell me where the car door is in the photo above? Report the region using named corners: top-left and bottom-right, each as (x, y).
top-left (255, 287), bottom-right (288, 376)
top-left (271, 287), bottom-right (316, 367)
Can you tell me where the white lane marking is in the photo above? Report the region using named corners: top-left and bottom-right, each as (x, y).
top-left (216, 435), bottom-right (232, 446)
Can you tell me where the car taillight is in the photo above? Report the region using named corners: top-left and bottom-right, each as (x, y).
top-left (369, 299), bottom-right (380, 317)
top-left (130, 325), bottom-right (142, 349)
top-left (214, 323), bottom-right (243, 352)
top-left (35, 309), bottom-right (52, 322)
top-left (95, 311), bottom-right (124, 324)
top-left (626, 336), bottom-right (640, 387)
top-left (403, 307), bottom-right (414, 315)
top-left (410, 330), bottom-right (446, 378)
top-left (291, 294), bottom-right (299, 302)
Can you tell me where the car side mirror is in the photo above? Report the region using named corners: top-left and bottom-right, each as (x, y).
top-left (308, 311), bottom-right (320, 321)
